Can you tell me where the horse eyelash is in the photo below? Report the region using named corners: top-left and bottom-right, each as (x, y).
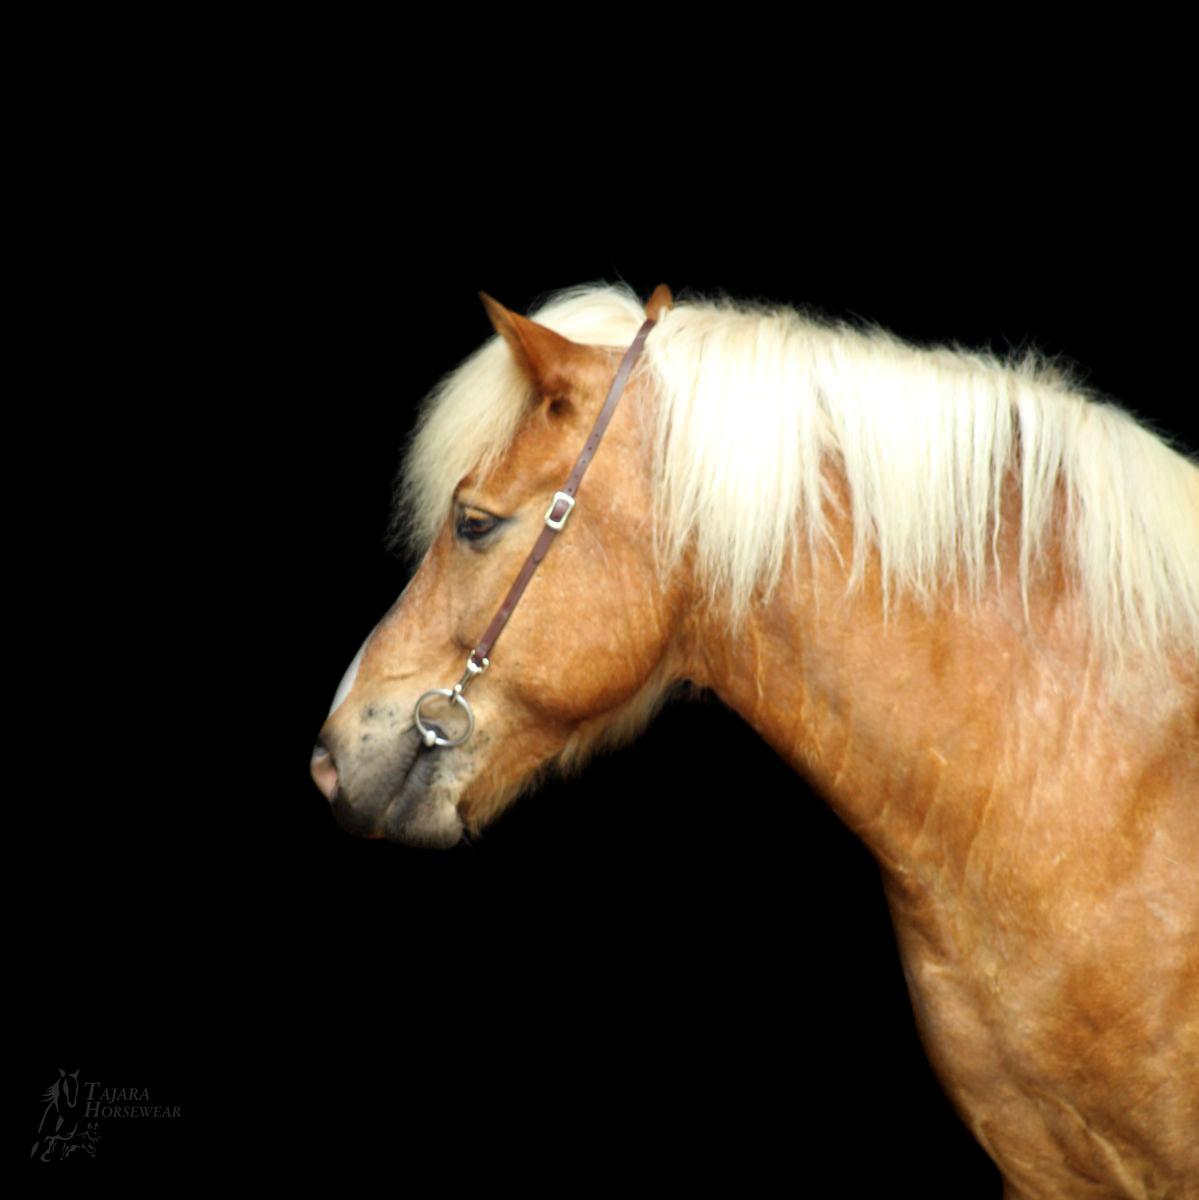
top-left (454, 508), bottom-right (503, 543)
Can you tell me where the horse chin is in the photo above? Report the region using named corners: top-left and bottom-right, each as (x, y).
top-left (382, 787), bottom-right (464, 849)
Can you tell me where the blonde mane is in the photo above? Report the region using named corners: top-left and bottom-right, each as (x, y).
top-left (392, 282), bottom-right (1199, 668)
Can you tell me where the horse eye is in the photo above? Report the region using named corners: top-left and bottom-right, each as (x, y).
top-left (455, 509), bottom-right (501, 543)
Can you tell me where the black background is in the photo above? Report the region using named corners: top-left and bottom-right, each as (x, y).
top-left (20, 40), bottom-right (1194, 1192)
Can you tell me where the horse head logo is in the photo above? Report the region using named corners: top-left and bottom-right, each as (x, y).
top-left (31, 1068), bottom-right (85, 1161)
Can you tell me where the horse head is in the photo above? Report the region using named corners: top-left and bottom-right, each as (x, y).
top-left (311, 284), bottom-right (681, 847)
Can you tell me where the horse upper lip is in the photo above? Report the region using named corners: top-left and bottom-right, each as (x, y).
top-left (324, 723), bottom-right (427, 838)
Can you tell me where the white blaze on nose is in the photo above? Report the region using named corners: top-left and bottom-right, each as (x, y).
top-left (328, 629), bottom-right (374, 717)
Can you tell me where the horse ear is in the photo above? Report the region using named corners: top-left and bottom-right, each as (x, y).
top-left (645, 283), bottom-right (673, 321)
top-left (479, 292), bottom-right (590, 395)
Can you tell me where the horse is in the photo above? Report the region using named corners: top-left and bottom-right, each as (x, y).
top-left (309, 282), bottom-right (1199, 1197)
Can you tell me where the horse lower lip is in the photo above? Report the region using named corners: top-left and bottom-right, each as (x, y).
top-left (330, 790), bottom-right (381, 838)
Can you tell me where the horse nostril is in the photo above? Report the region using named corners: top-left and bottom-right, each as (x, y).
top-left (310, 739), bottom-right (339, 802)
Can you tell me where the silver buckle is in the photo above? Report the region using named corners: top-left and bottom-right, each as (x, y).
top-left (545, 491), bottom-right (575, 530)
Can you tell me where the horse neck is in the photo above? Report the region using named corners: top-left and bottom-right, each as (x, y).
top-left (675, 511), bottom-right (1103, 891)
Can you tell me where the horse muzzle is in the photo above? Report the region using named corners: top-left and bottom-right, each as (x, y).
top-left (310, 725), bottom-right (464, 849)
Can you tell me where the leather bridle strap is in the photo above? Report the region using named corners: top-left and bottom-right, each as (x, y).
top-left (413, 314), bottom-right (657, 748)
top-left (471, 314), bottom-right (657, 669)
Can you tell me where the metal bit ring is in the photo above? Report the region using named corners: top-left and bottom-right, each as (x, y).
top-left (413, 687), bottom-right (475, 748)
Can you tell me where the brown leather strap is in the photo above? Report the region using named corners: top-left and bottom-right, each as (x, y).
top-left (469, 315), bottom-right (657, 670)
